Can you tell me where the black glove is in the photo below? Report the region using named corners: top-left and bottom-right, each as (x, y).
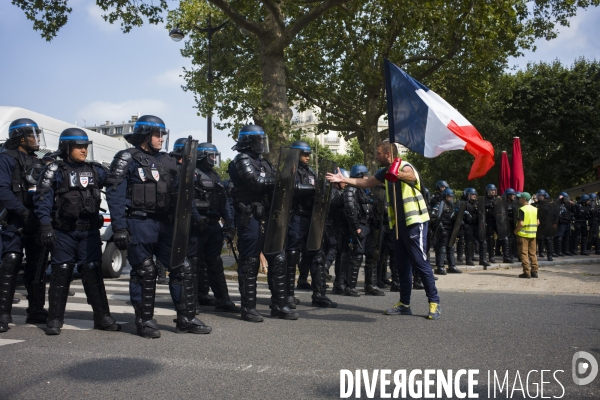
top-left (39, 224), bottom-right (56, 248)
top-left (113, 228), bottom-right (130, 250)
top-left (357, 229), bottom-right (367, 240)
top-left (223, 225), bottom-right (235, 242)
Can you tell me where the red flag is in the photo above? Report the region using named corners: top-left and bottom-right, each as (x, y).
top-left (510, 137), bottom-right (524, 192)
top-left (499, 151), bottom-right (511, 194)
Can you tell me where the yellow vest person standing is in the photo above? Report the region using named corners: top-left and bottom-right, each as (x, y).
top-left (514, 192), bottom-right (540, 278)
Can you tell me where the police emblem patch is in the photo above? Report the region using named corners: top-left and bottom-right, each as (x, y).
top-left (151, 169), bottom-right (160, 181)
top-left (308, 176), bottom-right (315, 185)
top-left (80, 176), bottom-right (89, 187)
top-left (138, 168), bottom-right (147, 181)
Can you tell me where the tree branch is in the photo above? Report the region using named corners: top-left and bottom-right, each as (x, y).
top-left (207, 0), bottom-right (265, 35)
top-left (285, 0), bottom-right (350, 46)
top-left (398, 55), bottom-right (441, 65)
top-left (317, 123), bottom-right (356, 131)
top-left (261, 0), bottom-right (285, 32)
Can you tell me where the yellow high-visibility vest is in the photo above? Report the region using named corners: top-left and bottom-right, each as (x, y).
top-left (385, 161), bottom-right (429, 228)
top-left (517, 204), bottom-right (538, 238)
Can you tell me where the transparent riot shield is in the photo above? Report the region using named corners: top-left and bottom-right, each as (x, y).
top-left (448, 201), bottom-right (466, 248)
top-left (307, 159), bottom-right (337, 252)
top-left (478, 196), bottom-right (486, 242)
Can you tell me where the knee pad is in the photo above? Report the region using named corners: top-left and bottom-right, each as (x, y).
top-left (136, 257), bottom-right (157, 280)
top-left (271, 254), bottom-right (286, 276)
top-left (1, 253), bottom-right (22, 275)
top-left (51, 263), bottom-right (76, 286)
top-left (80, 262), bottom-right (102, 282)
top-left (241, 257), bottom-right (259, 275)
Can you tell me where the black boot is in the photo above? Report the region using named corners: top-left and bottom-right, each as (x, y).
top-left (81, 262), bottom-right (120, 331)
top-left (495, 237), bottom-right (502, 257)
top-left (487, 237), bottom-right (496, 263)
top-left (238, 257), bottom-right (263, 322)
top-left (473, 240), bottom-right (479, 261)
top-left (435, 245), bottom-right (447, 275)
top-left (506, 236), bottom-right (515, 263)
top-left (465, 242), bottom-right (475, 266)
top-left (132, 258), bottom-right (160, 338)
top-left (311, 254), bottom-right (338, 308)
top-left (172, 259), bottom-right (212, 334)
top-left (207, 257), bottom-right (240, 313)
top-left (0, 253), bottom-right (21, 333)
top-left (46, 263), bottom-right (75, 335)
top-left (555, 238), bottom-right (563, 256)
top-left (364, 256), bottom-right (385, 296)
top-left (562, 236), bottom-right (573, 256)
top-left (333, 251), bottom-right (348, 295)
top-left (189, 257), bottom-right (200, 315)
top-left (296, 257), bottom-right (312, 290)
top-left (479, 241), bottom-right (491, 269)
top-left (269, 254), bottom-right (299, 320)
top-left (412, 273), bottom-right (424, 290)
top-left (285, 251), bottom-right (300, 308)
top-left (457, 237), bottom-right (465, 262)
top-left (538, 239), bottom-right (545, 258)
top-left (197, 260), bottom-right (215, 306)
top-left (581, 238), bottom-right (590, 255)
top-left (344, 255), bottom-right (362, 297)
top-left (545, 237), bottom-right (554, 261)
top-left (502, 237), bottom-right (512, 263)
top-left (24, 280), bottom-right (48, 324)
top-left (447, 246), bottom-right (461, 273)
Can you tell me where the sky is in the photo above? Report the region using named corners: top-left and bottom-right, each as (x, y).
top-left (1, 1), bottom-right (599, 161)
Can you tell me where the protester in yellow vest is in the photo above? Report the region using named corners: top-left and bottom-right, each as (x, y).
top-left (327, 141), bottom-right (441, 320)
top-left (514, 192), bottom-right (540, 278)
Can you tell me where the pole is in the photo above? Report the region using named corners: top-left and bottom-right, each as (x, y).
top-left (207, 14), bottom-right (213, 143)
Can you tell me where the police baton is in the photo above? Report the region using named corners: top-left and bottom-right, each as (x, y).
top-left (226, 238), bottom-right (239, 264)
top-left (34, 247), bottom-right (49, 285)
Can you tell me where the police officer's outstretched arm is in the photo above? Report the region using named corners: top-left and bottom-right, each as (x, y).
top-left (232, 153), bottom-right (275, 192)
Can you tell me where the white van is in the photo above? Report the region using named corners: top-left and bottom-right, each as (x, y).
top-left (0, 106), bottom-right (130, 278)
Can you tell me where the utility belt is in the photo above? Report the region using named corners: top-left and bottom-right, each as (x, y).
top-left (53, 215), bottom-right (103, 231)
top-left (126, 209), bottom-right (170, 221)
top-left (236, 202), bottom-right (267, 227)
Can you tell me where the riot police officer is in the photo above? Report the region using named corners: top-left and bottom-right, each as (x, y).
top-left (363, 182), bottom-right (386, 296)
top-left (534, 189), bottom-right (554, 261)
top-left (331, 169), bottom-right (350, 294)
top-left (572, 195), bottom-right (592, 256)
top-left (0, 118), bottom-right (48, 333)
top-left (431, 188), bottom-right (462, 274)
top-left (190, 142), bottom-right (239, 313)
top-left (429, 180), bottom-right (448, 209)
top-left (286, 141), bottom-right (337, 308)
top-left (589, 193), bottom-right (599, 254)
top-left (322, 173), bottom-right (346, 282)
top-left (34, 128), bottom-right (120, 335)
top-left (105, 115), bottom-right (211, 338)
top-left (484, 184), bottom-right (499, 262)
top-left (228, 125), bottom-right (298, 322)
top-left (339, 165), bottom-right (372, 297)
top-left (464, 188), bottom-right (491, 268)
top-left (555, 192), bottom-right (573, 256)
top-left (502, 188), bottom-right (517, 263)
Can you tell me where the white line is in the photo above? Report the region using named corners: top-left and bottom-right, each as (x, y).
top-left (0, 338), bottom-right (25, 346)
top-left (12, 301), bottom-right (177, 316)
top-left (9, 315), bottom-right (127, 331)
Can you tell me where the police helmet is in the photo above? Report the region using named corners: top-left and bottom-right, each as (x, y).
top-left (350, 164), bottom-right (369, 178)
top-left (170, 137), bottom-right (187, 158)
top-left (589, 193), bottom-right (598, 201)
top-left (442, 187), bottom-right (454, 201)
top-left (6, 118), bottom-right (45, 151)
top-left (536, 189), bottom-right (548, 200)
top-left (558, 191), bottom-right (570, 201)
top-left (339, 168), bottom-right (350, 178)
top-left (290, 140), bottom-right (312, 154)
top-left (124, 115), bottom-right (169, 151)
top-left (503, 188), bottom-right (516, 196)
top-left (579, 194), bottom-right (590, 203)
top-left (58, 128), bottom-right (92, 159)
top-left (233, 124), bottom-right (269, 154)
top-left (197, 142), bottom-right (220, 168)
top-left (436, 180), bottom-right (449, 191)
top-left (486, 183), bottom-right (497, 195)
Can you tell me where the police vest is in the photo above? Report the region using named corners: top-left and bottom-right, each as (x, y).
top-left (126, 149), bottom-right (177, 214)
top-left (385, 161), bottom-right (429, 228)
top-left (230, 154), bottom-right (274, 206)
top-left (517, 204), bottom-right (538, 238)
top-left (4, 149), bottom-right (42, 209)
top-left (294, 165), bottom-right (316, 214)
top-left (194, 167), bottom-right (226, 218)
top-left (54, 161), bottom-right (102, 222)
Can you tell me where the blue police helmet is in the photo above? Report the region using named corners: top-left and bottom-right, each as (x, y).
top-left (234, 124), bottom-right (269, 154)
top-left (504, 188), bottom-right (516, 196)
top-left (436, 180), bottom-right (449, 190)
top-left (486, 183), bottom-right (497, 192)
top-left (442, 187), bottom-right (454, 199)
top-left (58, 128), bottom-right (92, 158)
top-left (350, 164), bottom-right (369, 178)
top-left (339, 168), bottom-right (350, 178)
top-left (559, 191), bottom-right (570, 200)
top-left (197, 142), bottom-right (220, 167)
top-left (579, 194), bottom-right (590, 203)
top-left (6, 118), bottom-right (44, 150)
top-left (536, 189), bottom-right (548, 200)
top-left (123, 115), bottom-right (168, 147)
top-left (170, 137), bottom-right (187, 157)
top-left (466, 188), bottom-right (478, 196)
top-left (589, 193), bottom-right (598, 200)
top-left (290, 140), bottom-right (312, 154)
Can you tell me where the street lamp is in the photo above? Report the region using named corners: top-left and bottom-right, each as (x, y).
top-left (169, 15), bottom-right (228, 143)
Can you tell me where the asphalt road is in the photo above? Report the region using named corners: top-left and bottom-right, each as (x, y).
top-left (1, 274), bottom-right (599, 399)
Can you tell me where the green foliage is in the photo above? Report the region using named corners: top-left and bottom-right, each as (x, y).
top-left (412, 59), bottom-right (600, 196)
top-left (215, 157), bottom-right (231, 181)
top-left (332, 138), bottom-right (365, 171)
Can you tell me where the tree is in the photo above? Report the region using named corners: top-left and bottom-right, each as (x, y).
top-left (286, 0), bottom-right (600, 172)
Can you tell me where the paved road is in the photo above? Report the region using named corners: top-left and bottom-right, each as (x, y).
top-left (1, 271), bottom-right (599, 399)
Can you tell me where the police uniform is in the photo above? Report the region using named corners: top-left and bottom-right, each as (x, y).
top-left (555, 194), bottom-right (573, 256)
top-left (430, 191), bottom-right (462, 275)
top-left (105, 116), bottom-right (210, 338)
top-left (34, 134), bottom-right (119, 335)
top-left (363, 185), bottom-right (386, 295)
top-left (571, 196), bottom-right (592, 255)
top-left (228, 125), bottom-right (298, 322)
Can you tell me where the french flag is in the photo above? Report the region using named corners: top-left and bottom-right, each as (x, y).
top-left (384, 60), bottom-right (495, 180)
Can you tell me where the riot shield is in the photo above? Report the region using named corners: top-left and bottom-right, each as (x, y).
top-left (448, 201), bottom-right (466, 248)
top-left (263, 147), bottom-right (300, 255)
top-left (537, 201), bottom-right (560, 238)
top-left (170, 138), bottom-right (198, 269)
top-left (478, 196), bottom-right (486, 242)
top-left (494, 197), bottom-right (509, 239)
top-left (307, 159), bottom-right (337, 252)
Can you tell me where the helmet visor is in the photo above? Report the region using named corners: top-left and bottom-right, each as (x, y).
top-left (201, 150), bottom-right (221, 168)
top-left (149, 129), bottom-right (169, 152)
top-left (250, 134), bottom-right (269, 154)
top-left (23, 126), bottom-right (46, 150)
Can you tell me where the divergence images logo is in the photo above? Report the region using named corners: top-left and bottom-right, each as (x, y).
top-left (572, 351), bottom-right (598, 386)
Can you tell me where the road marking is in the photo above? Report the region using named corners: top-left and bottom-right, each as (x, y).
top-left (9, 315), bottom-right (127, 331)
top-left (0, 339), bottom-right (25, 347)
top-left (12, 301), bottom-right (177, 316)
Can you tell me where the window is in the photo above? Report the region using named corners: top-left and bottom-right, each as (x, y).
top-left (101, 128), bottom-right (110, 135)
top-left (115, 126), bottom-right (123, 135)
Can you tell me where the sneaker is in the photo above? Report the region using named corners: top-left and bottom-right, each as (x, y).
top-left (531, 272), bottom-right (538, 278)
top-left (427, 303), bottom-right (441, 320)
top-left (519, 273), bottom-right (531, 279)
top-left (384, 301), bottom-right (412, 315)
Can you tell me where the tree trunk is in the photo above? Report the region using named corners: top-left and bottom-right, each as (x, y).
top-left (362, 93), bottom-right (385, 173)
